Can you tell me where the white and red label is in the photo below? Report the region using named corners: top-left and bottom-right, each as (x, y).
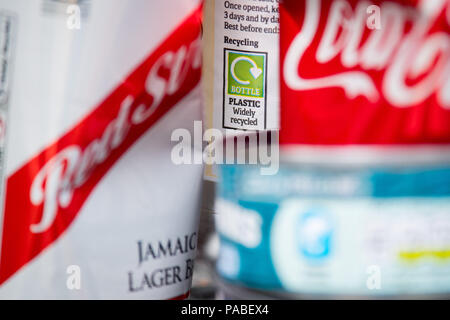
top-left (0, 6), bottom-right (202, 286)
top-left (280, 0), bottom-right (450, 144)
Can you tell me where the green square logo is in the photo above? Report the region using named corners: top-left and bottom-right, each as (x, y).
top-left (227, 51), bottom-right (265, 98)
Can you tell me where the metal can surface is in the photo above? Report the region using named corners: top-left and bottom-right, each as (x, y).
top-left (0, 0), bottom-right (204, 299)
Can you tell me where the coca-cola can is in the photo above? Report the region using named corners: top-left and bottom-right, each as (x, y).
top-left (281, 0), bottom-right (449, 144)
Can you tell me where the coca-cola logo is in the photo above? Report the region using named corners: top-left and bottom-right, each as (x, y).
top-left (0, 7), bottom-right (202, 285)
top-left (284, 0), bottom-right (449, 107)
top-left (280, 0), bottom-right (450, 144)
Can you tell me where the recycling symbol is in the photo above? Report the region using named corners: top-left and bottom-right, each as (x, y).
top-left (230, 56), bottom-right (263, 85)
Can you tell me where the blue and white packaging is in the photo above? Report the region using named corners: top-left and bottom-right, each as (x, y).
top-left (215, 147), bottom-right (450, 297)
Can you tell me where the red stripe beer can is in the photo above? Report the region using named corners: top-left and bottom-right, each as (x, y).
top-left (0, 0), bottom-right (204, 299)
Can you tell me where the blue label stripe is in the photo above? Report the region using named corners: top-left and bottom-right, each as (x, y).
top-left (219, 164), bottom-right (450, 199)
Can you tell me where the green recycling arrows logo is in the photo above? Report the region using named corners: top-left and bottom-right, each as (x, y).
top-left (227, 50), bottom-right (265, 98)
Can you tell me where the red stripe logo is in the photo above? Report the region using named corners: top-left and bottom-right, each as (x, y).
top-left (0, 7), bottom-right (202, 285)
